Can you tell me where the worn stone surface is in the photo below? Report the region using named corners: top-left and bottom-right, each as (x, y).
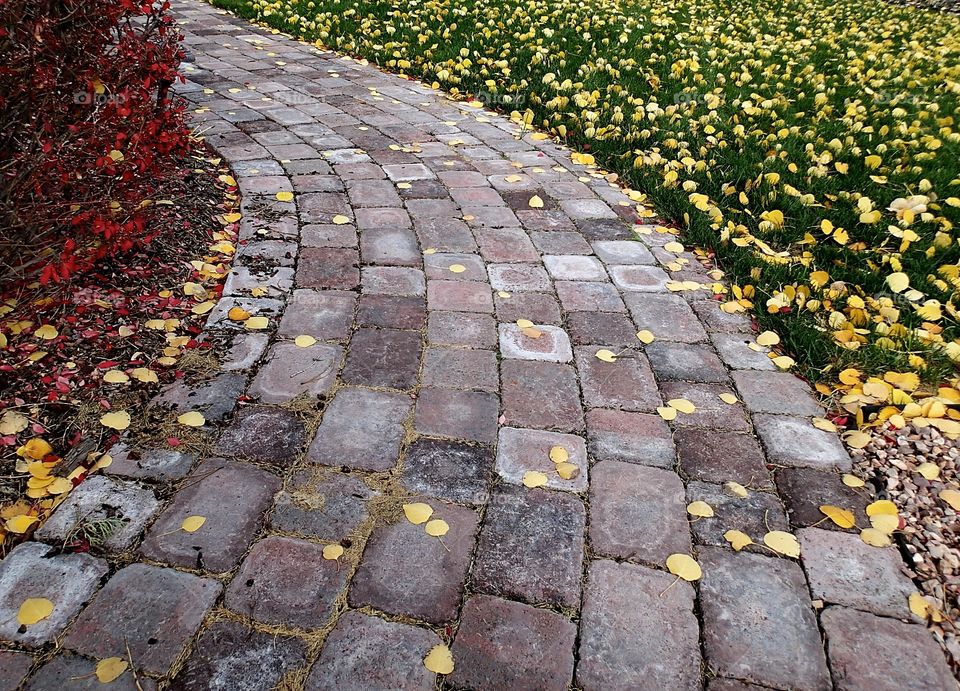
top-left (63, 564), bottom-right (221, 675)
top-left (141, 458), bottom-right (280, 572)
top-left (698, 547), bottom-right (831, 690)
top-left (342, 328), bottom-right (421, 390)
top-left (307, 611), bottom-right (441, 691)
top-left (577, 560), bottom-right (700, 691)
top-left (226, 536), bottom-right (348, 628)
top-left (357, 295), bottom-right (426, 330)
top-left (500, 360), bottom-right (584, 432)
top-left (646, 342), bottom-right (728, 382)
top-left (26, 654), bottom-right (157, 691)
top-left (733, 371), bottom-right (824, 416)
top-left (821, 606), bottom-right (955, 691)
top-left (413, 387), bottom-right (499, 443)
top-left (754, 413), bottom-right (852, 471)
top-left (427, 311), bottom-right (497, 348)
top-left (421, 347), bottom-right (498, 392)
top-left (585, 409), bottom-right (675, 467)
top-left (215, 405), bottom-right (306, 466)
top-left (498, 324), bottom-right (573, 363)
top-left (401, 438), bottom-right (494, 505)
top-left (106, 444), bottom-right (197, 480)
top-left (676, 430), bottom-right (772, 487)
top-left (0, 651), bottom-right (32, 691)
top-left (576, 346), bottom-right (661, 411)
top-left (686, 480), bottom-right (789, 551)
top-left (495, 426), bottom-right (589, 492)
top-left (472, 485), bottom-right (585, 608)
top-left (450, 595), bottom-right (576, 691)
top-left (171, 620), bottom-right (308, 691)
top-left (427, 279), bottom-right (493, 312)
top-left (493, 291), bottom-right (562, 325)
top-left (153, 372), bottom-right (246, 422)
top-left (270, 468), bottom-right (377, 540)
top-left (659, 381), bottom-right (751, 431)
top-left (278, 289), bottom-right (355, 340)
top-left (589, 461), bottom-right (690, 564)
top-left (0, 543), bottom-right (108, 647)
top-left (249, 341), bottom-right (342, 403)
top-left (308, 388), bottom-right (411, 470)
top-left (775, 467), bottom-right (869, 531)
top-left (349, 501), bottom-right (479, 623)
top-left (624, 293), bottom-right (707, 343)
top-left (799, 528), bottom-right (914, 618)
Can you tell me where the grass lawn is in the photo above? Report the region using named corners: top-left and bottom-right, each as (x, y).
top-left (211, 0), bottom-right (960, 388)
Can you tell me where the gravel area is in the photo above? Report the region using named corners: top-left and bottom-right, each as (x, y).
top-left (850, 423), bottom-right (960, 672)
top-left (886, 0), bottom-right (960, 13)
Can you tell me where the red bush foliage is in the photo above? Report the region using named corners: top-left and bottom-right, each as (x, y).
top-left (0, 0), bottom-right (191, 284)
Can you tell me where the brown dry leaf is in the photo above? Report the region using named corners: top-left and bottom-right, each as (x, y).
top-left (95, 658), bottom-right (129, 683)
top-left (819, 505), bottom-right (856, 529)
top-left (322, 544), bottom-right (345, 560)
top-left (423, 643), bottom-right (455, 674)
top-left (17, 598), bottom-right (53, 626)
top-left (99, 411), bottom-right (131, 431)
top-left (555, 462), bottom-right (580, 480)
top-left (0, 411), bottom-right (28, 435)
top-left (522, 471), bottom-right (549, 488)
top-left (425, 519), bottom-right (450, 537)
top-left (403, 503), bottom-right (433, 525)
top-left (665, 553), bottom-right (702, 581)
top-left (549, 446), bottom-right (569, 464)
top-left (724, 529), bottom-right (753, 551)
top-left (181, 515), bottom-right (206, 533)
top-left (177, 411), bottom-right (206, 428)
top-left (687, 500), bottom-right (714, 518)
top-left (763, 530), bottom-right (801, 558)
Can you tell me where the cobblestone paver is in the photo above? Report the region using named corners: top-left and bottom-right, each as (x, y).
top-left (4, 1), bottom-right (952, 687)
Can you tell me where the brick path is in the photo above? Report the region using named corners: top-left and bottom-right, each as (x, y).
top-left (0, 1), bottom-right (955, 688)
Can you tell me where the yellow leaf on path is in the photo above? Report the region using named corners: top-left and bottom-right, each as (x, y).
top-left (549, 446), bottom-right (568, 464)
top-left (275, 191), bottom-right (294, 202)
top-left (181, 516), bottom-right (206, 533)
top-left (95, 658), bottom-right (129, 683)
top-left (771, 355), bottom-right (795, 370)
top-left (522, 471), bottom-right (549, 488)
top-left (636, 330), bottom-right (655, 344)
top-left (718, 393), bottom-right (738, 405)
top-left (860, 527), bottom-right (892, 547)
top-left (595, 349), bottom-right (618, 363)
top-left (819, 505), bottom-right (856, 529)
top-left (668, 398), bottom-right (696, 414)
top-left (425, 519), bottom-right (450, 537)
top-left (423, 643), bottom-right (454, 674)
top-left (842, 474), bottom-right (865, 488)
top-left (448, 264), bottom-right (466, 273)
top-left (322, 544), bottom-right (344, 560)
top-left (687, 501), bottom-right (714, 518)
top-left (100, 411), bottom-right (131, 431)
top-left (227, 306), bottom-right (251, 322)
top-left (939, 489), bottom-right (960, 511)
top-left (870, 513), bottom-right (899, 534)
top-left (724, 529), bottom-right (754, 551)
top-left (866, 499), bottom-right (898, 516)
top-left (6, 515), bottom-right (37, 533)
top-left (528, 195), bottom-right (544, 208)
top-left (657, 406), bottom-right (677, 421)
top-left (397, 182), bottom-right (412, 189)
top-left (295, 335), bottom-right (317, 348)
top-left (917, 463), bottom-right (940, 480)
top-left (497, 291), bottom-right (511, 298)
top-left (34, 324), bottom-right (58, 340)
top-left (245, 316), bottom-right (269, 330)
top-left (756, 331), bottom-right (780, 346)
top-left (516, 319), bottom-right (534, 329)
top-left (666, 553), bottom-right (702, 581)
top-left (555, 462), bottom-right (580, 480)
top-left (177, 411), bottom-right (206, 427)
top-left (725, 481), bottom-right (749, 498)
top-left (331, 214), bottom-right (351, 225)
top-left (844, 431), bottom-right (871, 449)
top-left (17, 598), bottom-right (53, 626)
top-left (403, 503), bottom-right (433, 525)
top-left (521, 326), bottom-right (542, 339)
top-left (812, 417), bottom-right (837, 432)
top-left (763, 530), bottom-right (801, 558)
top-left (664, 241), bottom-right (685, 253)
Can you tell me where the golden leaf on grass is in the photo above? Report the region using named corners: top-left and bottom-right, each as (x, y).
top-left (668, 398), bottom-right (696, 414)
top-left (812, 417), bottom-right (837, 432)
top-left (322, 544), bottom-right (344, 560)
top-left (100, 411), bottom-right (131, 431)
top-left (771, 356), bottom-right (795, 370)
top-left (556, 462), bottom-right (580, 480)
top-left (448, 264), bottom-right (467, 274)
top-left (819, 505), bottom-right (855, 529)
top-left (657, 406), bottom-right (677, 421)
top-left (725, 481), bottom-right (749, 498)
top-left (549, 446), bottom-right (569, 464)
top-left (295, 335), bottom-right (317, 348)
top-left (227, 306), bottom-right (251, 321)
top-left (842, 473), bottom-right (865, 488)
top-left (95, 658), bottom-right (129, 683)
top-left (17, 598), bottom-right (53, 626)
top-left (938, 489), bottom-right (960, 511)
top-left (917, 463), bottom-right (940, 480)
top-left (666, 553), bottom-right (702, 581)
top-left (181, 516), bottom-right (206, 533)
top-left (718, 393), bottom-right (738, 405)
top-left (423, 643), bottom-right (454, 674)
top-left (425, 519), bottom-right (450, 537)
top-left (860, 527), bottom-right (892, 547)
top-left (177, 411), bottom-right (206, 428)
top-left (687, 501), bottom-right (714, 518)
top-left (724, 530), bottom-right (753, 551)
top-left (756, 331), bottom-right (780, 347)
top-left (522, 471), bottom-right (549, 488)
top-left (636, 330), bottom-right (655, 344)
top-left (844, 431), bottom-right (871, 449)
top-left (34, 324), bottom-right (58, 340)
top-left (245, 316), bottom-right (269, 330)
top-left (528, 195), bottom-right (544, 208)
top-left (595, 349), bottom-right (618, 363)
top-left (866, 499), bottom-right (898, 516)
top-left (6, 515), bottom-right (37, 534)
top-left (331, 214), bottom-right (350, 225)
top-left (763, 530), bottom-right (800, 558)
top-left (275, 191), bottom-right (294, 202)
top-left (886, 272), bottom-right (910, 293)
top-left (403, 502), bottom-right (433, 525)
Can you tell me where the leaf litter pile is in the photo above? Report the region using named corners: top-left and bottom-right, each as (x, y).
top-left (0, 146), bottom-right (239, 552)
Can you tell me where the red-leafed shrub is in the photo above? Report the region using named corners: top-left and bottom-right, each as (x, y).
top-left (0, 0), bottom-right (191, 284)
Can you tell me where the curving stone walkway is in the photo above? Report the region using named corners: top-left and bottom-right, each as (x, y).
top-left (0, 0), bottom-right (954, 688)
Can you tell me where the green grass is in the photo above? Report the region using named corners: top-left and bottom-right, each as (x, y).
top-left (206, 0), bottom-right (960, 386)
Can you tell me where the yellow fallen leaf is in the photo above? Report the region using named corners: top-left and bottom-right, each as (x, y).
top-left (245, 316), bottom-right (269, 330)
top-left (841, 473), bottom-right (865, 488)
top-left (516, 319), bottom-right (534, 329)
top-left (177, 411), bottom-right (205, 427)
top-left (549, 446), bottom-right (568, 464)
top-left (47, 477), bottom-right (73, 495)
top-left (191, 301), bottom-right (215, 315)
top-left (95, 658), bottom-right (129, 683)
top-left (844, 431), bottom-right (871, 449)
top-left (528, 195), bottom-right (544, 208)
top-left (497, 291), bottom-right (511, 298)
top-left (664, 241), bottom-right (685, 253)
top-left (668, 398), bottom-right (696, 414)
top-left (819, 505), bottom-right (856, 529)
top-left (555, 462), bottom-right (580, 480)
top-left (403, 502), bottom-right (433, 525)
top-left (595, 349), bottom-right (618, 363)
top-left (756, 330), bottom-right (780, 347)
top-left (886, 272), bottom-right (910, 293)
top-left (724, 529), bottom-right (754, 551)
top-left (763, 530), bottom-right (800, 558)
top-left (227, 306), bottom-right (251, 322)
top-left (100, 411), bottom-right (131, 431)
top-left (771, 355), bottom-right (795, 370)
top-left (657, 406), bottom-right (677, 421)
top-left (725, 481), bottom-right (749, 498)
top-left (331, 214), bottom-right (351, 225)
top-left (521, 327), bottom-right (543, 339)
top-left (5, 515), bottom-right (37, 534)
top-left (17, 598), bottom-right (53, 626)
top-left (425, 519), bottom-right (450, 537)
top-left (397, 182), bottom-right (412, 189)
top-left (939, 489), bottom-right (960, 511)
top-left (866, 499), bottom-right (898, 516)
top-left (860, 527), bottom-right (892, 547)
top-left (870, 513), bottom-right (899, 534)
top-left (665, 553), bottom-right (702, 581)
top-left (34, 324), bottom-right (58, 340)
top-left (423, 643), bottom-right (454, 674)
top-left (181, 515), bottom-right (206, 533)
top-left (917, 463), bottom-right (940, 481)
top-left (636, 330), bottom-right (655, 344)
top-left (102, 370), bottom-right (129, 384)
top-left (131, 368), bottom-right (158, 384)
top-left (522, 471), bottom-right (549, 488)
top-left (322, 544), bottom-right (345, 560)
top-left (275, 191), bottom-right (294, 202)
top-left (687, 500), bottom-right (714, 518)
top-left (718, 393), bottom-right (738, 405)
top-left (448, 264), bottom-right (467, 273)
top-left (812, 417), bottom-right (837, 432)
top-left (295, 335), bottom-right (317, 348)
